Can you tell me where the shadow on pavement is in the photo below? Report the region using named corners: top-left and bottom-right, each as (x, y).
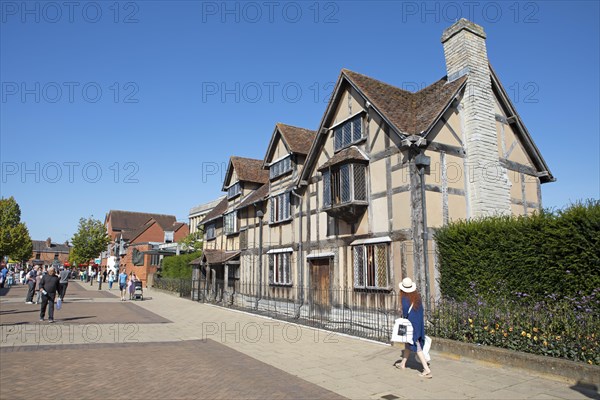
top-left (570, 382), bottom-right (600, 399)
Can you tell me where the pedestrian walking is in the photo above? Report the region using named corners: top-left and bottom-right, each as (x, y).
top-left (0, 265), bottom-right (7, 288)
top-left (97, 268), bottom-right (103, 290)
top-left (103, 269), bottom-right (107, 283)
top-left (118, 269), bottom-right (128, 301)
top-left (58, 267), bottom-right (70, 301)
top-left (25, 267), bottom-right (38, 303)
top-left (39, 266), bottom-right (60, 323)
top-left (128, 272), bottom-right (137, 300)
top-left (6, 268), bottom-right (14, 288)
top-left (394, 277), bottom-right (432, 379)
top-left (35, 270), bottom-right (43, 304)
top-left (108, 271), bottom-right (115, 290)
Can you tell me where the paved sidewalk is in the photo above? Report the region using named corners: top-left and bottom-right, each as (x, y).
top-left (1, 281), bottom-right (597, 399)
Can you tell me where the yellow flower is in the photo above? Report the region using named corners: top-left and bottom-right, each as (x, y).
top-left (582, 346), bottom-right (586, 351)
top-left (490, 329), bottom-right (495, 334)
top-left (556, 336), bottom-right (561, 341)
top-left (470, 324), bottom-right (474, 328)
top-left (543, 340), bottom-right (548, 346)
top-left (468, 318), bottom-right (473, 323)
top-left (503, 332), bottom-right (508, 337)
top-left (527, 333), bottom-right (532, 339)
top-left (533, 336), bottom-right (538, 341)
top-left (521, 331), bottom-right (527, 337)
top-left (533, 327), bottom-right (538, 333)
top-left (484, 326), bottom-right (488, 331)
top-left (495, 324), bottom-right (499, 329)
top-left (589, 360), bottom-right (593, 365)
top-left (509, 327), bottom-right (513, 332)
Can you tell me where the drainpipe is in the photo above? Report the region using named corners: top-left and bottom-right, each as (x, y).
top-left (415, 151), bottom-right (431, 315)
top-left (290, 189), bottom-right (304, 318)
top-left (255, 210), bottom-right (264, 310)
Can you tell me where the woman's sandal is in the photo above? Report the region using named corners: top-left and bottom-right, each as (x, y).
top-left (418, 371), bottom-right (433, 379)
top-left (393, 359), bottom-right (406, 369)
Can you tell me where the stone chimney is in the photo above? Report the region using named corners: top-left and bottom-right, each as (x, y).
top-left (46, 237), bottom-right (52, 248)
top-left (441, 19), bottom-right (511, 217)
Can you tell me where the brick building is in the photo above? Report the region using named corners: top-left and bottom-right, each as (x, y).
top-left (103, 210), bottom-right (189, 286)
top-left (29, 238), bottom-right (71, 267)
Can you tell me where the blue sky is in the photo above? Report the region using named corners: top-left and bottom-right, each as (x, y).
top-left (1, 1), bottom-right (599, 242)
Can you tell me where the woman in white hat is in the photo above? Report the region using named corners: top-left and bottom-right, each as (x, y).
top-left (394, 277), bottom-right (432, 378)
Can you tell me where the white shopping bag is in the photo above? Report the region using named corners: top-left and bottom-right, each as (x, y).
top-left (391, 318), bottom-right (414, 344)
top-left (423, 335), bottom-right (432, 361)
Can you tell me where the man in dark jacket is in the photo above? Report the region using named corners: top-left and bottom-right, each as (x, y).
top-left (39, 266), bottom-right (60, 322)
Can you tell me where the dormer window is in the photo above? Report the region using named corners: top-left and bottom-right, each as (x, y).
top-left (164, 231), bottom-right (174, 243)
top-left (227, 182), bottom-right (241, 199)
top-left (269, 155), bottom-right (292, 179)
top-left (334, 115), bottom-right (363, 151)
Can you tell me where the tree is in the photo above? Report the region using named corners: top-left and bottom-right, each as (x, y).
top-left (178, 230), bottom-right (204, 253)
top-left (70, 217), bottom-right (110, 265)
top-left (0, 197), bottom-right (33, 263)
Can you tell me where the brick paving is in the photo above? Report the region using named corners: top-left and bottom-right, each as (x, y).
top-left (0, 340), bottom-right (345, 400)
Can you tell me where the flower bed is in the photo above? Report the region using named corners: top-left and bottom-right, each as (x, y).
top-left (429, 286), bottom-right (600, 365)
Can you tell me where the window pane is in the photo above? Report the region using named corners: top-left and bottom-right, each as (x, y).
top-left (323, 170), bottom-right (331, 207)
top-left (269, 255), bottom-right (274, 284)
top-left (277, 254), bottom-right (283, 284)
top-left (353, 164), bottom-right (366, 201)
top-left (376, 244), bottom-right (388, 287)
top-left (366, 245), bottom-right (375, 287)
top-left (340, 164), bottom-right (350, 203)
top-left (334, 128), bottom-right (342, 151)
top-left (353, 246), bottom-right (364, 287)
top-left (352, 116), bottom-right (362, 141)
top-left (343, 122), bottom-right (352, 147)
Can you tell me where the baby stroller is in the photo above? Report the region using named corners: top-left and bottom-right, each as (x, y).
top-left (133, 280), bottom-right (144, 300)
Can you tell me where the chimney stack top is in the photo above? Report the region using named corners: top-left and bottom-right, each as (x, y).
top-left (441, 18), bottom-right (486, 43)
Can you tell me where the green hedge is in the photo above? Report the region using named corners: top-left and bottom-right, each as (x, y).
top-left (160, 251), bottom-right (201, 279)
top-left (435, 200), bottom-right (600, 302)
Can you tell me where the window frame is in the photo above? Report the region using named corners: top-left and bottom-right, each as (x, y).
top-left (269, 252), bottom-right (292, 286)
top-left (227, 182), bottom-right (241, 199)
top-left (223, 211), bottom-right (238, 235)
top-left (322, 163), bottom-right (367, 209)
top-left (333, 114), bottom-right (363, 152)
top-left (269, 155), bottom-right (293, 180)
top-left (205, 223), bottom-right (216, 240)
top-left (269, 192), bottom-right (291, 224)
top-left (352, 243), bottom-right (390, 290)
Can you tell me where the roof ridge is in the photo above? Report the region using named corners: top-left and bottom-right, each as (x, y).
top-left (343, 68), bottom-right (416, 95)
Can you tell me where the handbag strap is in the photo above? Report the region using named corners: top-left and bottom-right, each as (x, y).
top-left (405, 303), bottom-right (413, 317)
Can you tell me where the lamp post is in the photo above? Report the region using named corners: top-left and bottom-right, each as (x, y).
top-left (415, 151), bottom-right (431, 315)
top-left (256, 210), bottom-right (264, 309)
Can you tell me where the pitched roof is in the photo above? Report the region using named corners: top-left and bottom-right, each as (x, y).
top-left (276, 123), bottom-right (317, 155)
top-left (342, 69), bottom-right (467, 135)
top-left (222, 156), bottom-right (270, 191)
top-left (108, 210), bottom-right (177, 232)
top-left (200, 196), bottom-right (229, 225)
top-left (236, 183), bottom-right (270, 210)
top-left (32, 241), bottom-right (71, 254)
top-left (318, 146), bottom-right (369, 171)
top-left (190, 249), bottom-right (240, 265)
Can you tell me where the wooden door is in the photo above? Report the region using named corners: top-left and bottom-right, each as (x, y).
top-left (309, 258), bottom-right (331, 315)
